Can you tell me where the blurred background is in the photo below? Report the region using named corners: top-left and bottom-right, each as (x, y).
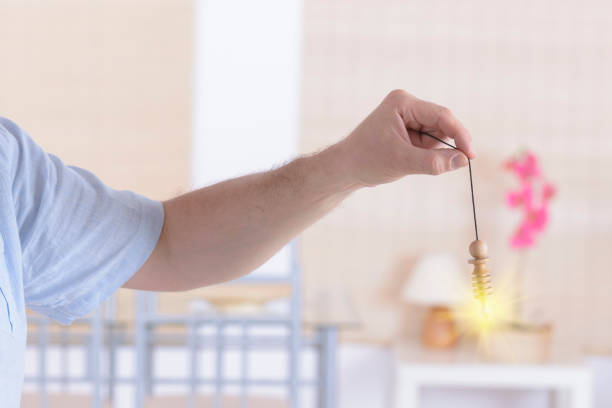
top-left (1, 0), bottom-right (611, 407)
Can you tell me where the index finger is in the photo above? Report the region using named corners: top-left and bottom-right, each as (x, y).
top-left (396, 94), bottom-right (475, 159)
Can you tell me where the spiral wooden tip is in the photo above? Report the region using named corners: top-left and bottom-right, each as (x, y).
top-left (472, 269), bottom-right (493, 298)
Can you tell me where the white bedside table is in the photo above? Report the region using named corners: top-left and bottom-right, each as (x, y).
top-left (393, 342), bottom-right (593, 408)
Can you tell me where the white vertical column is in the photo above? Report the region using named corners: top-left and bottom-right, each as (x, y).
top-left (192, 0), bottom-right (303, 188)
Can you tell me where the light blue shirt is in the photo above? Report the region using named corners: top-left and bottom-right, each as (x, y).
top-left (0, 118), bottom-right (164, 406)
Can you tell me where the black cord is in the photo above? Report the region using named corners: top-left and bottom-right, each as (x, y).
top-left (418, 131), bottom-right (479, 241)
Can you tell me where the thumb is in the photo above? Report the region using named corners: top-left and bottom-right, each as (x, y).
top-left (410, 148), bottom-right (469, 175)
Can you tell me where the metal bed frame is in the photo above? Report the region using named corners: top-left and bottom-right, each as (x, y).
top-left (24, 242), bottom-right (339, 408)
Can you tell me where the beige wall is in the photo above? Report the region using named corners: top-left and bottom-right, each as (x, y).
top-left (0, 0), bottom-right (192, 199)
top-left (0, 0), bottom-right (193, 320)
top-left (299, 0), bottom-right (612, 351)
top-left (2, 0), bottom-right (612, 353)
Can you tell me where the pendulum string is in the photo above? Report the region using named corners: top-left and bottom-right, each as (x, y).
top-left (419, 131), bottom-right (479, 241)
top-left (420, 131), bottom-right (490, 313)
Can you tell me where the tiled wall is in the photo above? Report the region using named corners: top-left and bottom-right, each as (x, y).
top-left (2, 0), bottom-right (611, 353)
top-left (0, 0), bottom-right (193, 322)
top-left (0, 0), bottom-right (192, 200)
top-left (299, 0), bottom-right (612, 351)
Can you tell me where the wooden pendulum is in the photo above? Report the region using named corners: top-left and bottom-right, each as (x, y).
top-left (417, 130), bottom-right (492, 310)
top-left (468, 240), bottom-right (492, 313)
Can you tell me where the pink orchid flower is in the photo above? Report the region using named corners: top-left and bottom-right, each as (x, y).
top-left (527, 206), bottom-right (548, 232)
top-left (523, 153), bottom-right (540, 179)
top-left (505, 152), bottom-right (540, 181)
top-left (505, 150), bottom-right (555, 250)
top-left (511, 223), bottom-right (535, 249)
top-left (506, 184), bottom-right (533, 208)
top-left (542, 182), bottom-right (556, 201)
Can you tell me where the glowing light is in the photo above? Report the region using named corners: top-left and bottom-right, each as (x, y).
top-left (455, 289), bottom-right (514, 336)
top-left (480, 298), bottom-right (488, 317)
top-left (452, 268), bottom-right (537, 359)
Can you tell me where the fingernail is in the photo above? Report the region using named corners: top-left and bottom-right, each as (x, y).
top-left (451, 154), bottom-right (468, 169)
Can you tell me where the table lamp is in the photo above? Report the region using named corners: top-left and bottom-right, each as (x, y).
top-left (402, 253), bottom-right (467, 349)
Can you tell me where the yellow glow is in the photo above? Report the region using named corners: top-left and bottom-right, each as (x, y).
top-left (452, 268), bottom-right (534, 357)
top-left (453, 265), bottom-right (528, 344)
top-left (455, 290), bottom-right (514, 336)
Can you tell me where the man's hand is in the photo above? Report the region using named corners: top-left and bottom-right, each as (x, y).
top-left (125, 90), bottom-right (475, 291)
top-left (337, 89), bottom-right (475, 186)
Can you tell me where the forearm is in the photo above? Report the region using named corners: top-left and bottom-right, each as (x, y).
top-left (127, 142), bottom-right (358, 291)
top-left (126, 90), bottom-right (475, 292)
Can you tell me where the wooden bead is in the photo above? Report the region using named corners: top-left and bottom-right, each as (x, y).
top-left (469, 240), bottom-right (488, 259)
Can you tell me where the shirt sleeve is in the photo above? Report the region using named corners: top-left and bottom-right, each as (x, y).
top-left (0, 118), bottom-right (164, 324)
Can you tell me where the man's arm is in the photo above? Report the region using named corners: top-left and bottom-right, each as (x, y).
top-left (123, 90), bottom-right (474, 291)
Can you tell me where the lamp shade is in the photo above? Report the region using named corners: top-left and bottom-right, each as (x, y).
top-left (402, 253), bottom-right (468, 306)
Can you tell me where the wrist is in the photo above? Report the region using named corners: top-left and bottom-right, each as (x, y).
top-left (312, 141), bottom-right (362, 195)
top-left (290, 142), bottom-right (361, 208)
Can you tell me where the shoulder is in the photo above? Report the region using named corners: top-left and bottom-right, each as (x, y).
top-left (0, 117), bottom-right (20, 134)
top-left (0, 117), bottom-right (25, 153)
top-left (0, 117), bottom-right (39, 183)
top-left (0, 117), bottom-right (25, 144)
